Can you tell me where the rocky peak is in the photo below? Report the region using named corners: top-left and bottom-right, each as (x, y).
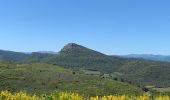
top-left (60, 43), bottom-right (86, 52)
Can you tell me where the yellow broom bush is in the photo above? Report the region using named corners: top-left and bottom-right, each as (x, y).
top-left (0, 90), bottom-right (170, 100)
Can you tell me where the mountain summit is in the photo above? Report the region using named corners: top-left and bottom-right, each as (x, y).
top-left (59, 43), bottom-right (104, 56)
top-left (60, 43), bottom-right (88, 53)
top-left (52, 43), bottom-right (116, 72)
top-left (61, 43), bottom-right (85, 50)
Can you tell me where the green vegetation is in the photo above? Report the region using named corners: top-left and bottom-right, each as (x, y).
top-left (0, 61), bottom-right (143, 96)
top-left (44, 43), bottom-right (170, 87)
top-left (0, 50), bottom-right (29, 62)
top-left (1, 43), bottom-right (170, 88)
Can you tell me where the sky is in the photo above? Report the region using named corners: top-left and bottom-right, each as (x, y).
top-left (0, 0), bottom-right (170, 55)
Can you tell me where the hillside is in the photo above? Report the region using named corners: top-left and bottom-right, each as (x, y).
top-left (43, 43), bottom-right (170, 87)
top-left (0, 61), bottom-right (143, 96)
top-left (44, 43), bottom-right (122, 73)
top-left (1, 43), bottom-right (170, 87)
top-left (0, 50), bottom-right (54, 62)
top-left (0, 50), bottom-right (28, 62)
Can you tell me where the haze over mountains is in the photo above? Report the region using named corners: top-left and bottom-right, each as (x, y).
top-left (1, 43), bottom-right (170, 87)
top-left (123, 54), bottom-right (170, 62)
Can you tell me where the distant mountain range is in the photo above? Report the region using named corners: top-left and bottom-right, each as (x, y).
top-left (36, 51), bottom-right (58, 54)
top-left (1, 43), bottom-right (170, 87)
top-left (123, 54), bottom-right (170, 62)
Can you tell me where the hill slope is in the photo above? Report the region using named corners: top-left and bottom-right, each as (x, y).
top-left (0, 50), bottom-right (28, 62)
top-left (0, 61), bottom-right (143, 96)
top-left (0, 50), bottom-right (54, 62)
top-left (44, 43), bottom-right (170, 87)
top-left (1, 43), bottom-right (170, 87)
top-left (45, 43), bottom-right (123, 73)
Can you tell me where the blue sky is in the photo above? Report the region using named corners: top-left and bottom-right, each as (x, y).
top-left (0, 0), bottom-right (170, 55)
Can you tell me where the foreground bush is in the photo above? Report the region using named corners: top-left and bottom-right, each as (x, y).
top-left (0, 90), bottom-right (170, 100)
